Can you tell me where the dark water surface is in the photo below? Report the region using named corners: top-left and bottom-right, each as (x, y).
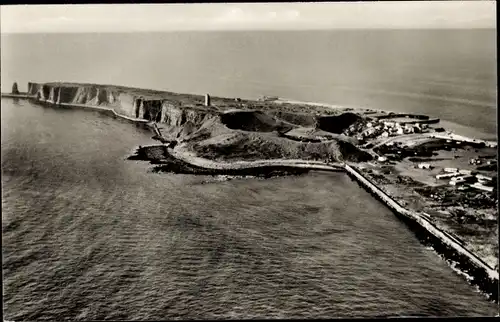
top-left (1, 29), bottom-right (496, 137)
top-left (1, 99), bottom-right (498, 319)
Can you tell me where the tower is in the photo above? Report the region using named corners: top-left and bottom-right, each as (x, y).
top-left (205, 93), bottom-right (211, 107)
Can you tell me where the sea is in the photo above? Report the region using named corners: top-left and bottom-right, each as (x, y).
top-left (1, 29), bottom-right (499, 319)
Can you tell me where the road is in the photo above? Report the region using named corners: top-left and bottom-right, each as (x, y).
top-left (168, 143), bottom-right (344, 172)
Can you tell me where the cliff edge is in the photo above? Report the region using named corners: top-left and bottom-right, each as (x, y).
top-left (25, 81), bottom-right (373, 163)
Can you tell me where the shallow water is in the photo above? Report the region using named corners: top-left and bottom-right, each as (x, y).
top-left (1, 99), bottom-right (498, 319)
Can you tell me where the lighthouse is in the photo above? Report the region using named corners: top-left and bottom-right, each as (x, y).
top-left (205, 93), bottom-right (211, 107)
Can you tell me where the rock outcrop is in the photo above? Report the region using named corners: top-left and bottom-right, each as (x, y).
top-left (11, 82), bottom-right (19, 94)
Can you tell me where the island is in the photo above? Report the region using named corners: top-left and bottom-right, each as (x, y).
top-left (2, 81), bottom-right (498, 302)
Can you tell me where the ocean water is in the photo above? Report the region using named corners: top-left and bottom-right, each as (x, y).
top-left (1, 99), bottom-right (498, 319)
top-left (0, 29), bottom-right (497, 138)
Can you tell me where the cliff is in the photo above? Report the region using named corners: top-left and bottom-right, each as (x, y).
top-left (25, 81), bottom-right (372, 163)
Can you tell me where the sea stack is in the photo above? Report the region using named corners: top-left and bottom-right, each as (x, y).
top-left (205, 93), bottom-right (211, 107)
top-left (11, 82), bottom-right (19, 95)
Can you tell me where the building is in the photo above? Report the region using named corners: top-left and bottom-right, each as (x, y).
top-left (418, 163), bottom-right (431, 169)
top-left (384, 121), bottom-right (395, 127)
top-left (396, 128), bottom-right (404, 135)
top-left (365, 128), bottom-right (376, 136)
top-left (470, 183), bottom-right (494, 192)
top-left (476, 174), bottom-right (493, 181)
top-left (478, 179), bottom-right (491, 186)
top-left (436, 173), bottom-right (460, 180)
top-left (205, 94), bottom-right (211, 107)
top-left (367, 122), bottom-right (373, 128)
top-left (378, 156), bottom-right (388, 162)
top-left (381, 131), bottom-right (389, 138)
top-left (469, 158), bottom-right (482, 165)
top-left (404, 124), bottom-right (415, 134)
top-left (451, 175), bottom-right (474, 182)
top-left (449, 180), bottom-right (463, 186)
top-left (458, 169), bottom-right (472, 175)
top-left (444, 168), bottom-right (458, 173)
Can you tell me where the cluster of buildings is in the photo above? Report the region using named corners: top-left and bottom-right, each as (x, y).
top-left (469, 157), bottom-right (497, 166)
top-left (357, 120), bottom-right (428, 141)
top-left (435, 167), bottom-right (495, 192)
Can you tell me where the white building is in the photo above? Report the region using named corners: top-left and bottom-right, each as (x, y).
top-left (476, 174), bottom-right (493, 181)
top-left (396, 128), bottom-right (404, 135)
top-left (470, 183), bottom-right (494, 192)
top-left (458, 169), bottom-right (472, 175)
top-left (367, 122), bottom-right (373, 128)
top-left (451, 175), bottom-right (474, 182)
top-left (367, 127), bottom-right (376, 135)
top-left (436, 173), bottom-right (460, 179)
top-left (378, 156), bottom-right (388, 162)
top-left (470, 158), bottom-right (482, 165)
top-left (381, 132), bottom-right (389, 138)
top-left (418, 163), bottom-right (431, 169)
top-left (444, 168), bottom-right (458, 173)
top-left (478, 179), bottom-right (491, 185)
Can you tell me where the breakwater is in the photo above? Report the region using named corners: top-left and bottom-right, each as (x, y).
top-left (344, 163), bottom-right (499, 302)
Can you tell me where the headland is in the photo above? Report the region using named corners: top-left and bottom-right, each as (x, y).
top-left (2, 81), bottom-right (498, 301)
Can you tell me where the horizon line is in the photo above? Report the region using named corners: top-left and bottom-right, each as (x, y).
top-left (1, 26), bottom-right (495, 34)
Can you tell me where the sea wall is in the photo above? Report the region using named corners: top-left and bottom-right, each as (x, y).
top-left (344, 163), bottom-right (499, 302)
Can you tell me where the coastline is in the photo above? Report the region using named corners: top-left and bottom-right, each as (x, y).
top-left (2, 86), bottom-right (498, 302)
top-left (276, 97), bottom-right (498, 142)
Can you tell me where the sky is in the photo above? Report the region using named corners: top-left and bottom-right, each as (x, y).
top-left (0, 2), bottom-right (496, 33)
